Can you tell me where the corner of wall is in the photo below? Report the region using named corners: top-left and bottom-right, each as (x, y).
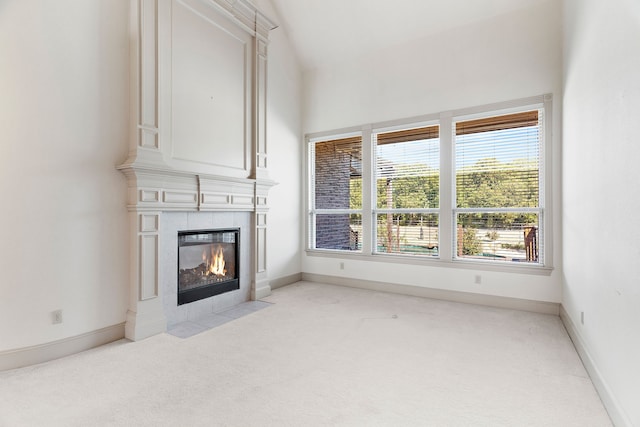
top-left (559, 305), bottom-right (632, 427)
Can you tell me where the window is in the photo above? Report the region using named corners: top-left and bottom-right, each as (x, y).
top-left (454, 110), bottom-right (543, 263)
top-left (374, 125), bottom-right (440, 256)
top-left (309, 134), bottom-right (362, 251)
top-left (306, 95), bottom-right (550, 270)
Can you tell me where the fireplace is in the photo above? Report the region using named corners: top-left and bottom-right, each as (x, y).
top-left (177, 229), bottom-right (240, 305)
top-left (117, 0), bottom-right (277, 341)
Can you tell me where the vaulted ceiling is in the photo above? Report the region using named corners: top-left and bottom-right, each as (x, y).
top-left (269, 0), bottom-right (554, 70)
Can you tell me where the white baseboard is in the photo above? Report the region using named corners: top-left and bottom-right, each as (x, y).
top-left (0, 323), bottom-right (125, 372)
top-left (301, 273), bottom-right (560, 315)
top-left (559, 305), bottom-right (631, 427)
top-left (253, 282), bottom-right (272, 300)
top-left (270, 273), bottom-right (302, 290)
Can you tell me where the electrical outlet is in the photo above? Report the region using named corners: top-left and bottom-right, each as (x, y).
top-left (474, 275), bottom-right (482, 284)
top-left (52, 310), bottom-right (63, 324)
top-left (339, 262), bottom-right (345, 270)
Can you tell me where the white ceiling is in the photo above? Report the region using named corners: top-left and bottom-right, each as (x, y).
top-left (269, 0), bottom-right (552, 70)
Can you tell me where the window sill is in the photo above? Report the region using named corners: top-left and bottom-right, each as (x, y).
top-left (305, 249), bottom-right (553, 276)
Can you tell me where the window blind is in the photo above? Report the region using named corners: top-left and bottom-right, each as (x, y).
top-left (454, 109), bottom-right (542, 263)
top-left (455, 111), bottom-right (540, 209)
top-left (373, 125), bottom-right (440, 256)
top-left (311, 136), bottom-right (362, 251)
top-left (313, 136), bottom-right (362, 210)
top-left (455, 111), bottom-right (538, 136)
top-left (375, 125), bottom-right (440, 198)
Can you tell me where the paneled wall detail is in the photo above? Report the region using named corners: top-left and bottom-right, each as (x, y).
top-left (138, 0), bottom-right (159, 150)
top-left (253, 183), bottom-right (272, 299)
top-left (138, 213), bottom-right (160, 302)
top-left (255, 37), bottom-right (269, 178)
top-left (119, 0), bottom-right (277, 341)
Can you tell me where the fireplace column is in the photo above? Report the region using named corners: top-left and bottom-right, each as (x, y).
top-left (125, 210), bottom-right (167, 341)
top-left (251, 12), bottom-right (274, 300)
top-left (253, 183), bottom-right (271, 299)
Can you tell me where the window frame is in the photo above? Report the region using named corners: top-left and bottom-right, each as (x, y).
top-left (372, 121), bottom-right (441, 258)
top-left (307, 130), bottom-right (364, 253)
top-left (304, 95), bottom-right (553, 275)
top-left (452, 108), bottom-right (545, 265)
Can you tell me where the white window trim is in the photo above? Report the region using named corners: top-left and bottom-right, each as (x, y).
top-left (307, 130), bottom-right (363, 251)
top-left (305, 94), bottom-right (553, 275)
top-left (371, 118), bottom-right (441, 259)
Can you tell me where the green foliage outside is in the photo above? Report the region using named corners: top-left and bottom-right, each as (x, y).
top-left (462, 227), bottom-right (481, 255)
top-left (375, 164), bottom-right (439, 230)
top-left (456, 158), bottom-right (539, 228)
top-left (350, 178), bottom-right (362, 209)
top-left (365, 158), bottom-right (538, 228)
top-left (349, 157), bottom-right (539, 256)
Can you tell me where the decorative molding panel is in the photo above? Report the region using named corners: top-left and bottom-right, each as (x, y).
top-left (256, 217), bottom-right (267, 273)
top-left (210, 0), bottom-right (276, 36)
top-left (170, 0), bottom-right (251, 177)
top-left (162, 190), bottom-right (198, 205)
top-left (230, 195), bottom-right (254, 207)
top-left (199, 174), bottom-right (257, 211)
top-left (138, 0), bottom-right (159, 150)
top-left (140, 126), bottom-right (159, 149)
top-left (139, 234), bottom-right (159, 300)
top-left (200, 192), bottom-right (230, 206)
top-left (140, 214), bottom-right (159, 232)
top-left (139, 189), bottom-right (160, 203)
top-left (256, 38), bottom-right (268, 171)
top-left (138, 213), bottom-right (160, 300)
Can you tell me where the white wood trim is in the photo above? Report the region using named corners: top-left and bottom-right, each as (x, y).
top-left (560, 306), bottom-right (630, 427)
top-left (301, 273), bottom-right (559, 315)
top-left (305, 249), bottom-right (553, 276)
top-left (304, 94), bottom-right (553, 271)
top-left (252, 279), bottom-right (272, 300)
top-left (541, 94), bottom-right (554, 269)
top-left (361, 125), bottom-right (373, 255)
top-left (439, 111), bottom-right (453, 262)
top-left (0, 323), bottom-right (125, 372)
top-left (269, 273), bottom-right (303, 290)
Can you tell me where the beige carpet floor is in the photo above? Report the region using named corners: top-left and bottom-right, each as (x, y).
top-left (0, 282), bottom-right (611, 426)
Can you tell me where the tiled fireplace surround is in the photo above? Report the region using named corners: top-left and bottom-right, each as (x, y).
top-left (161, 211), bottom-right (252, 329)
top-left (118, 0), bottom-right (277, 341)
top-left (117, 168), bottom-right (275, 341)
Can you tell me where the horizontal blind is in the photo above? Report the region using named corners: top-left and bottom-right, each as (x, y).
top-left (374, 125), bottom-right (440, 256)
top-left (313, 136), bottom-right (362, 210)
top-left (376, 125), bottom-right (439, 145)
top-left (455, 111), bottom-right (538, 136)
top-left (454, 109), bottom-right (542, 264)
top-left (311, 135), bottom-right (363, 251)
top-left (375, 126), bottom-right (440, 209)
top-left (455, 111), bottom-right (540, 209)
top-left (376, 126), bottom-right (439, 177)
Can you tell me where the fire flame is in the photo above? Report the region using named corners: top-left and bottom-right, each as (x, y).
top-left (202, 246), bottom-right (226, 277)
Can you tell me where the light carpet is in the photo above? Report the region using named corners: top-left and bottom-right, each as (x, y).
top-left (0, 282), bottom-right (611, 426)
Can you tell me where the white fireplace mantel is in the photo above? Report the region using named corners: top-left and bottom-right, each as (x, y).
top-left (118, 0), bottom-right (277, 341)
